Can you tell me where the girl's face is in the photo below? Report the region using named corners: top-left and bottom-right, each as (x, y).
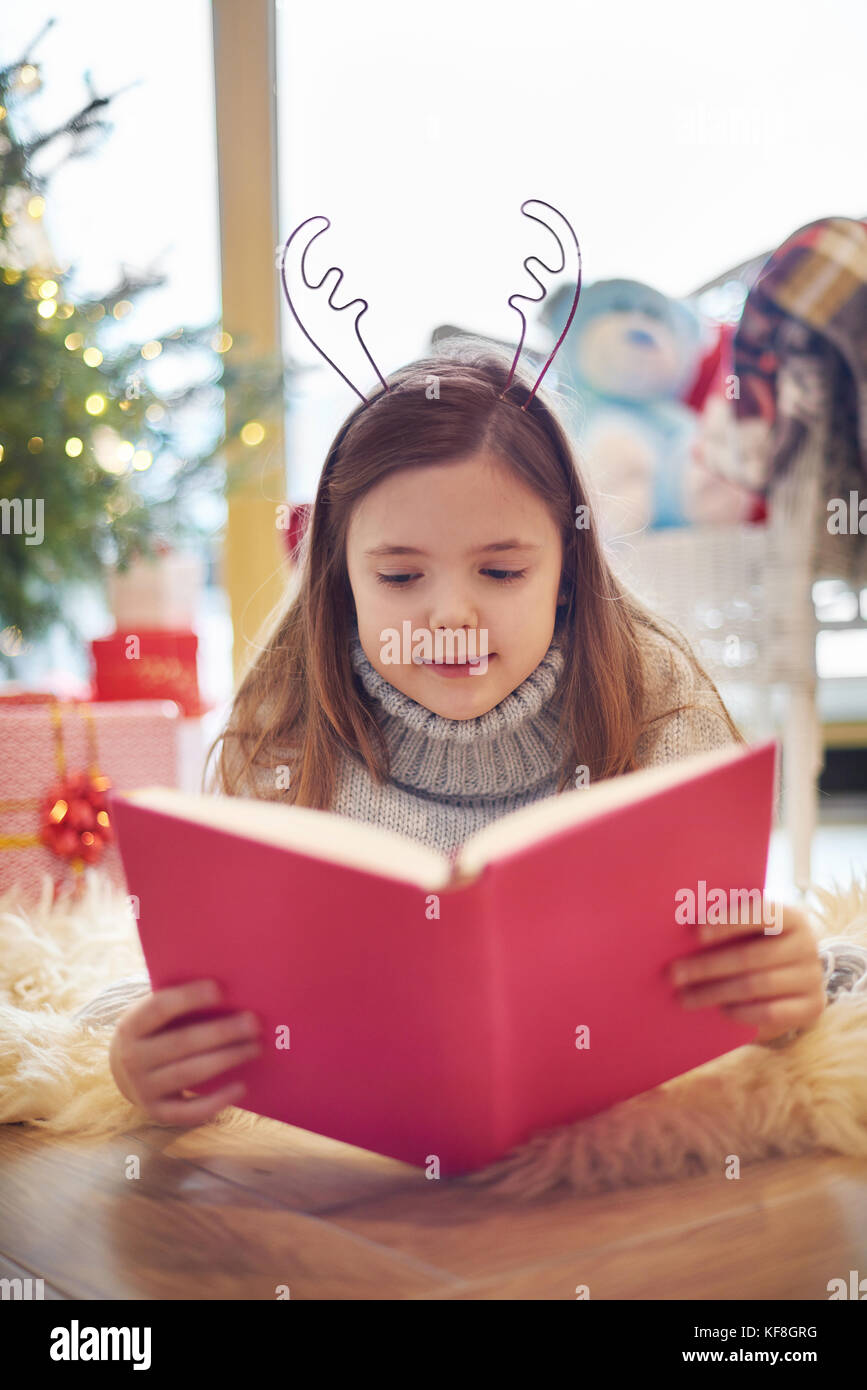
top-left (345, 449), bottom-right (566, 719)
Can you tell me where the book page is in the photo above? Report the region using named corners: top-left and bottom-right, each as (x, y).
top-left (119, 787), bottom-right (452, 890)
top-left (455, 742), bottom-right (750, 880)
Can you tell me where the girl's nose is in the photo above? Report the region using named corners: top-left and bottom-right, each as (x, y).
top-left (427, 606), bottom-right (479, 636)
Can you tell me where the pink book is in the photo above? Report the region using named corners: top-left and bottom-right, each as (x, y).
top-left (109, 738), bottom-right (778, 1174)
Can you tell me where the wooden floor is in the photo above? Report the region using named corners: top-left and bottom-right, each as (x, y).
top-left (1, 1117), bottom-right (865, 1300)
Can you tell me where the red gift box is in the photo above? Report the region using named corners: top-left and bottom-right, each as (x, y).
top-left (0, 691), bottom-right (61, 705)
top-left (91, 629), bottom-right (206, 717)
top-left (0, 696), bottom-right (181, 905)
top-left (684, 323), bottom-right (767, 525)
top-left (281, 502), bottom-right (312, 561)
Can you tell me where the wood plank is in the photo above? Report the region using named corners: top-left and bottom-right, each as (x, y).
top-left (413, 1164), bottom-right (867, 1299)
top-left (3, 1117), bottom-right (864, 1300)
top-left (123, 1113), bottom-right (424, 1213)
top-left (0, 1126), bottom-right (463, 1300)
top-left (320, 1155), bottom-right (867, 1285)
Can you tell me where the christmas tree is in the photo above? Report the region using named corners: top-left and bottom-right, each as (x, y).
top-left (0, 19), bottom-right (292, 672)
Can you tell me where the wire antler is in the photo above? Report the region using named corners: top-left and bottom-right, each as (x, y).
top-left (499, 199), bottom-right (582, 410)
top-left (278, 215), bottom-right (390, 404)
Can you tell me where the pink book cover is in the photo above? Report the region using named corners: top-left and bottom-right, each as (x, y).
top-left (109, 737), bottom-right (778, 1174)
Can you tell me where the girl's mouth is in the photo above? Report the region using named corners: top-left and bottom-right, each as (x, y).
top-left (420, 654), bottom-right (495, 677)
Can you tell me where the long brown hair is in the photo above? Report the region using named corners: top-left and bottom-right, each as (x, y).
top-left (207, 337), bottom-right (744, 806)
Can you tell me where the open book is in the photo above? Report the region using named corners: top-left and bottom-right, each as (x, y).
top-left (110, 737), bottom-right (778, 1174)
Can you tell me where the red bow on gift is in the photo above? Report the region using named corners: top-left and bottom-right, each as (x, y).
top-left (38, 769), bottom-right (114, 867)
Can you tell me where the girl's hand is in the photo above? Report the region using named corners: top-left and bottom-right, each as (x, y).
top-left (667, 896), bottom-right (827, 1045)
top-left (109, 978), bottom-right (263, 1127)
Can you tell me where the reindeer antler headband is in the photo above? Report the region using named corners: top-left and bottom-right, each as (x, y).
top-left (278, 198), bottom-right (582, 410)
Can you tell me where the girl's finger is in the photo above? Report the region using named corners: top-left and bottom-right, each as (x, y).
top-left (669, 930), bottom-right (812, 986)
top-left (718, 996), bottom-right (812, 1031)
top-left (141, 1039), bottom-right (261, 1104)
top-left (677, 962), bottom-right (818, 1010)
top-left (693, 897), bottom-right (801, 943)
top-left (136, 1009), bottom-right (262, 1071)
top-left (149, 1080), bottom-right (247, 1129)
top-left (117, 979), bottom-right (222, 1043)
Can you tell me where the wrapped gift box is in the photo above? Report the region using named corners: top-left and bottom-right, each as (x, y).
top-left (107, 550), bottom-right (204, 630)
top-left (91, 630), bottom-right (205, 716)
top-left (0, 697), bottom-right (181, 904)
top-left (281, 502), bottom-right (312, 561)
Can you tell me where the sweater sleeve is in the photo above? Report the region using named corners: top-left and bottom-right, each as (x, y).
top-left (74, 974), bottom-right (152, 1030)
top-left (633, 631), bottom-right (740, 770)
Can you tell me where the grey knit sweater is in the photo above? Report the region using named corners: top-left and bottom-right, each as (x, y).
top-left (328, 623), bottom-right (737, 860)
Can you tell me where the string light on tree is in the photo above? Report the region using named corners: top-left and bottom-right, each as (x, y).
top-left (0, 626), bottom-right (27, 657)
top-left (241, 421), bottom-right (265, 446)
top-left (0, 18), bottom-right (291, 668)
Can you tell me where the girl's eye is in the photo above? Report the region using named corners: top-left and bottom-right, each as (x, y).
top-left (483, 568), bottom-right (527, 583)
top-left (375, 569), bottom-right (527, 587)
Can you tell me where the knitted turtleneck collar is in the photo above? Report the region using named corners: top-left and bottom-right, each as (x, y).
top-left (347, 625), bottom-right (567, 801)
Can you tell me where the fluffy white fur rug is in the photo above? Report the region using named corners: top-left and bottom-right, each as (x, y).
top-left (1, 869), bottom-right (866, 1199)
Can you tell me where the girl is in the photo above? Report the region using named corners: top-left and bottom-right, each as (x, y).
top-left (90, 339), bottom-right (827, 1127)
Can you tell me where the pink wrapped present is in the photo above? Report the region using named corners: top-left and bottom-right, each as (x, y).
top-left (0, 696), bottom-right (181, 905)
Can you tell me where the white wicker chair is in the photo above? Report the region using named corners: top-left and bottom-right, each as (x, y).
top-left (607, 350), bottom-right (866, 891)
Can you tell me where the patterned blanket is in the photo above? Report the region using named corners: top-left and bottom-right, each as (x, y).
top-left (733, 215), bottom-right (867, 494)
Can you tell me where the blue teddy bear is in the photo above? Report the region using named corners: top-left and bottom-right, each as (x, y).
top-left (541, 278), bottom-right (707, 533)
